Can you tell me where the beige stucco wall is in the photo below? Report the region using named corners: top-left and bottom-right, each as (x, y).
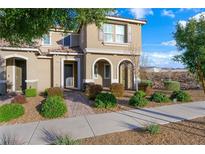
top-left (37, 31), bottom-right (67, 53)
top-left (84, 53), bottom-right (140, 84)
top-left (0, 50), bottom-right (51, 92)
top-left (85, 20), bottom-right (142, 54)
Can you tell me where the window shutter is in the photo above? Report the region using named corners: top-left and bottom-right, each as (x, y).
top-left (127, 25), bottom-right (132, 43)
top-left (98, 27), bottom-right (104, 41)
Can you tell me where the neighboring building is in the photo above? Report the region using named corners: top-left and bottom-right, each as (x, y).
top-left (140, 66), bottom-right (188, 73)
top-left (0, 16), bottom-right (146, 94)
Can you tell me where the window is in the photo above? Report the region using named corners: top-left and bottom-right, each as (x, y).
top-left (115, 25), bottom-right (125, 43)
top-left (103, 24), bottom-right (114, 42)
top-left (103, 23), bottom-right (126, 43)
top-left (94, 64), bottom-right (98, 79)
top-left (64, 34), bottom-right (70, 47)
top-left (42, 33), bottom-right (51, 45)
top-left (104, 64), bottom-right (111, 79)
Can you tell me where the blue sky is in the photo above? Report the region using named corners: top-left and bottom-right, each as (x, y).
top-left (117, 8), bottom-right (205, 68)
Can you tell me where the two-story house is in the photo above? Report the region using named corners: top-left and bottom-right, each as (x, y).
top-left (0, 16), bottom-right (146, 94)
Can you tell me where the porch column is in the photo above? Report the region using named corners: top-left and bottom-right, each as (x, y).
top-left (77, 58), bottom-right (81, 89)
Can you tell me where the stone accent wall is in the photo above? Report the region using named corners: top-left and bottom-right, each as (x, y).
top-left (140, 70), bottom-right (201, 90)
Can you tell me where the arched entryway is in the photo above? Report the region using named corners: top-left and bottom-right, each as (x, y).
top-left (119, 60), bottom-right (134, 90)
top-left (92, 58), bottom-right (112, 88)
top-left (5, 55), bottom-right (27, 92)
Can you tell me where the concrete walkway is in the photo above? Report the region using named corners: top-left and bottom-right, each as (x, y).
top-left (0, 101), bottom-right (205, 144)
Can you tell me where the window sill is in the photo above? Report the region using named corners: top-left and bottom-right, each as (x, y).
top-left (103, 42), bottom-right (129, 47)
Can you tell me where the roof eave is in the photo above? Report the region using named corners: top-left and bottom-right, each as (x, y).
top-left (106, 16), bottom-right (147, 25)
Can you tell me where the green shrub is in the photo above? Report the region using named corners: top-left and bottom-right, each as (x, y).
top-left (52, 135), bottom-right (80, 145)
top-left (170, 90), bottom-right (191, 102)
top-left (44, 88), bottom-right (49, 96)
top-left (88, 84), bottom-right (103, 100)
top-left (40, 96), bottom-right (67, 118)
top-left (47, 87), bottom-right (64, 98)
top-left (129, 96), bottom-right (148, 107)
top-left (150, 92), bottom-right (170, 103)
top-left (94, 93), bottom-right (117, 109)
top-left (0, 104), bottom-right (24, 122)
top-left (134, 90), bottom-right (146, 98)
top-left (146, 124), bottom-right (160, 135)
top-left (139, 80), bottom-right (153, 95)
top-left (110, 83), bottom-right (124, 97)
top-left (140, 80), bottom-right (153, 87)
top-left (25, 88), bottom-right (37, 97)
top-left (164, 80), bottom-right (180, 91)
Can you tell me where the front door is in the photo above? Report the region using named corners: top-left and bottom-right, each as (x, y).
top-left (64, 64), bottom-right (74, 88)
top-left (119, 62), bottom-right (133, 90)
top-left (15, 59), bottom-right (26, 91)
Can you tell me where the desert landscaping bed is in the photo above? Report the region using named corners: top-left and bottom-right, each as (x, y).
top-left (0, 89), bottom-right (204, 126)
top-left (0, 95), bottom-right (69, 126)
top-left (91, 89), bottom-right (205, 114)
top-left (81, 116), bottom-right (205, 145)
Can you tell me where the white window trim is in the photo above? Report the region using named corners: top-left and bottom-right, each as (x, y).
top-left (104, 64), bottom-right (111, 79)
top-left (93, 63), bottom-right (98, 79)
top-left (103, 23), bottom-right (126, 44)
top-left (42, 32), bottom-right (52, 46)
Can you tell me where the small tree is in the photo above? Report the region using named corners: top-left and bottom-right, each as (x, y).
top-left (174, 15), bottom-right (205, 94)
top-left (0, 9), bottom-right (114, 46)
top-left (129, 45), bottom-right (141, 91)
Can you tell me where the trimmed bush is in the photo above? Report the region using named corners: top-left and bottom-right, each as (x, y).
top-left (170, 90), bottom-right (191, 102)
top-left (150, 92), bottom-right (170, 103)
top-left (110, 83), bottom-right (124, 97)
top-left (134, 90), bottom-right (146, 98)
top-left (0, 104), bottom-right (24, 122)
top-left (83, 82), bottom-right (95, 92)
top-left (94, 93), bottom-right (117, 109)
top-left (88, 84), bottom-right (103, 100)
top-left (47, 87), bottom-right (64, 98)
top-left (146, 124), bottom-right (160, 135)
top-left (44, 88), bottom-right (49, 96)
top-left (164, 80), bottom-right (180, 91)
top-left (40, 96), bottom-right (67, 118)
top-left (11, 95), bottom-right (27, 104)
top-left (129, 96), bottom-right (148, 107)
top-left (139, 80), bottom-right (153, 95)
top-left (140, 80), bottom-right (153, 87)
top-left (25, 88), bottom-right (37, 97)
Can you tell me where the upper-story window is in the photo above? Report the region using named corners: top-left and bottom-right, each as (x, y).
top-left (42, 33), bottom-right (51, 45)
top-left (103, 24), bottom-right (114, 42)
top-left (115, 25), bottom-right (125, 43)
top-left (103, 23), bottom-right (126, 43)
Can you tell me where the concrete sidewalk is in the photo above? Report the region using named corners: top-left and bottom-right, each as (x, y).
top-left (0, 101), bottom-right (205, 144)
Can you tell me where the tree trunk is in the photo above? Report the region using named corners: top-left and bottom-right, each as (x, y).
top-left (201, 78), bottom-right (205, 94)
top-left (197, 69), bottom-right (205, 94)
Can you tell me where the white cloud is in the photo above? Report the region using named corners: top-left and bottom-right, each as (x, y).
top-left (129, 8), bottom-right (153, 19)
top-left (161, 40), bottom-right (176, 46)
top-left (140, 50), bottom-right (184, 68)
top-left (178, 20), bottom-right (187, 27)
top-left (179, 8), bottom-right (202, 13)
top-left (178, 12), bottom-right (205, 27)
top-left (191, 12), bottom-right (205, 20)
top-left (161, 9), bottom-right (175, 18)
